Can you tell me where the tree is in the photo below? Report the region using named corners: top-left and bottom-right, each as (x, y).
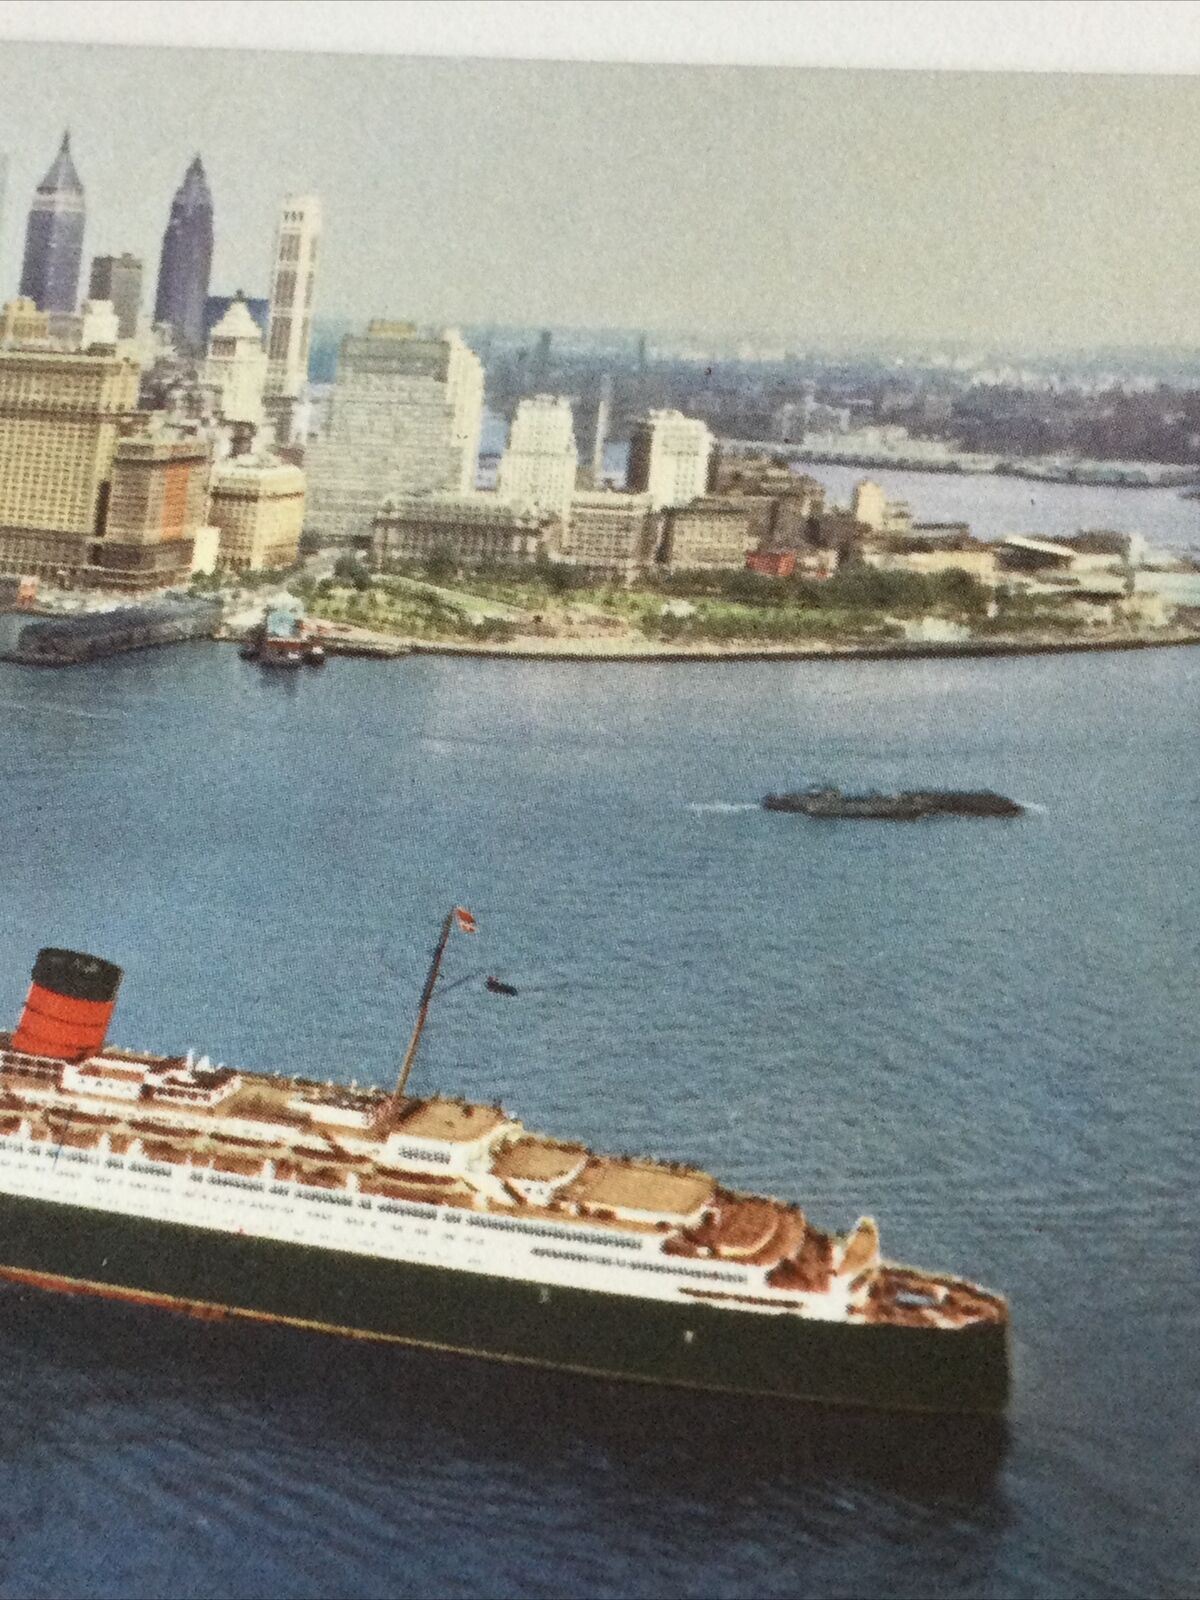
top-left (333, 554), bottom-right (372, 590)
top-left (424, 545), bottom-right (457, 585)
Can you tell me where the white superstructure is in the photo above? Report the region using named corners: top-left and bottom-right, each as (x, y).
top-left (0, 1039), bottom-right (893, 1323)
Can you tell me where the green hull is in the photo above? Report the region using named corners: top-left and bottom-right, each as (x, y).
top-left (0, 1191), bottom-right (1010, 1414)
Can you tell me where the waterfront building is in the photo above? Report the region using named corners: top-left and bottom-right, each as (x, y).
top-left (305, 322), bottom-right (484, 545)
top-left (371, 493), bottom-right (547, 569)
top-left (626, 410), bottom-right (713, 509)
top-left (87, 254), bottom-right (142, 340)
top-left (91, 432), bottom-right (212, 591)
top-left (497, 395), bottom-right (578, 525)
top-left (0, 297), bottom-right (49, 345)
top-left (562, 490), bottom-right (657, 582)
top-left (209, 454), bottom-right (306, 573)
top-left (865, 545), bottom-right (999, 586)
top-left (19, 133), bottom-right (85, 314)
top-left (203, 295), bottom-right (268, 429)
top-left (660, 496), bottom-right (757, 571)
top-left (265, 195), bottom-right (321, 401)
top-left (153, 157), bottom-right (214, 352)
top-left (852, 479), bottom-right (912, 536)
top-left (0, 344), bottom-right (140, 581)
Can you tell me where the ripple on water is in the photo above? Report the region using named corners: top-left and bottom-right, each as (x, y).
top-left (0, 645), bottom-right (1196, 1598)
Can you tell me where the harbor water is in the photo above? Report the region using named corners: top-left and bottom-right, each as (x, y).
top-left (0, 642), bottom-right (1195, 1598)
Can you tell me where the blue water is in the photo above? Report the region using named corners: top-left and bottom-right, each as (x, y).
top-left (0, 643), bottom-right (1195, 1599)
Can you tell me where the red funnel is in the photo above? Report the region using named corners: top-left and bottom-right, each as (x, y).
top-left (12, 948), bottom-right (123, 1062)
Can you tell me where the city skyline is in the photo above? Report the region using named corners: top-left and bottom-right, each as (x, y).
top-left (1, 45), bottom-right (1200, 351)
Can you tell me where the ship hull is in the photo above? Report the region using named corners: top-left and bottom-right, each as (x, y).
top-left (0, 1191), bottom-right (1009, 1414)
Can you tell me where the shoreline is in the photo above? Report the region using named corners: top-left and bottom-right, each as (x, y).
top-left (302, 626), bottom-right (1200, 666)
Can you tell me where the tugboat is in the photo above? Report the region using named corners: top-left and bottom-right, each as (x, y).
top-left (241, 609), bottom-right (326, 668)
top-left (763, 786), bottom-right (1024, 819)
top-left (257, 607), bottom-right (306, 668)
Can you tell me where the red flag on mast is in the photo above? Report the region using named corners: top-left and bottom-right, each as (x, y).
top-left (454, 907), bottom-right (477, 934)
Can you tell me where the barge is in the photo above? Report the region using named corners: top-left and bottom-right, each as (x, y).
top-left (763, 787), bottom-right (1024, 819)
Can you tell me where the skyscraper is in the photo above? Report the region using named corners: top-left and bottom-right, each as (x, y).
top-left (19, 133), bottom-right (85, 314)
top-left (305, 322), bottom-right (484, 545)
top-left (88, 254), bottom-right (142, 340)
top-left (153, 156), bottom-right (214, 352)
top-left (498, 395), bottom-right (578, 524)
top-left (626, 410), bottom-right (714, 509)
top-left (265, 194), bottom-right (320, 400)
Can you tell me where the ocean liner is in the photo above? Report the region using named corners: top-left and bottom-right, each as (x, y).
top-left (0, 918), bottom-right (1010, 1413)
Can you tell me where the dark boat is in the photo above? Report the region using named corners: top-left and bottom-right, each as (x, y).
top-left (763, 787), bottom-right (1024, 820)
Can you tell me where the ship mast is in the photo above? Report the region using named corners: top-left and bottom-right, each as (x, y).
top-left (390, 908), bottom-right (465, 1112)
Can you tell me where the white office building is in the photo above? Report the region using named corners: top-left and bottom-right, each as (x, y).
top-left (498, 395), bottom-right (578, 524)
top-left (627, 409), bottom-right (714, 509)
top-left (304, 321), bottom-right (484, 545)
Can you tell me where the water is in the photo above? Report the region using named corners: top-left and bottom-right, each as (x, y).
top-left (797, 461), bottom-right (1200, 554)
top-left (0, 642), bottom-right (1196, 1599)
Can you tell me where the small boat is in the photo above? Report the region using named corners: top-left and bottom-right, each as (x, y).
top-left (303, 642), bottom-right (326, 667)
top-left (762, 786), bottom-right (1024, 819)
top-left (257, 608), bottom-right (306, 669)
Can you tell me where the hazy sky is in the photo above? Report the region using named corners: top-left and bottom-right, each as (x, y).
top-left (0, 41), bottom-right (1198, 350)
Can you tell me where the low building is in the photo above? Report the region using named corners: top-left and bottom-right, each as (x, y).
top-left (190, 524), bottom-right (220, 576)
top-left (371, 492), bottom-right (548, 569)
top-left (908, 521), bottom-right (973, 546)
top-left (562, 490), bottom-right (658, 582)
top-left (865, 545), bottom-right (1000, 585)
top-left (746, 549), bottom-right (796, 578)
top-left (661, 496), bottom-right (757, 571)
top-left (209, 455), bottom-right (306, 573)
top-left (711, 452), bottom-right (826, 512)
top-left (852, 479), bottom-right (912, 535)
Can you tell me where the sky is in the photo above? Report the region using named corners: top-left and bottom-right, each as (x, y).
top-left (0, 41), bottom-right (1199, 351)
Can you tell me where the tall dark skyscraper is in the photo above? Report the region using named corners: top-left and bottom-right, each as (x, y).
top-left (19, 132), bottom-right (85, 314)
top-left (153, 155), bottom-right (213, 352)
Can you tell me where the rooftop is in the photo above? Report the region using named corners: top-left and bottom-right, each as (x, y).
top-left (394, 1097), bottom-right (508, 1145)
top-left (492, 1136), bottom-right (586, 1183)
top-left (561, 1157), bottom-right (715, 1218)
